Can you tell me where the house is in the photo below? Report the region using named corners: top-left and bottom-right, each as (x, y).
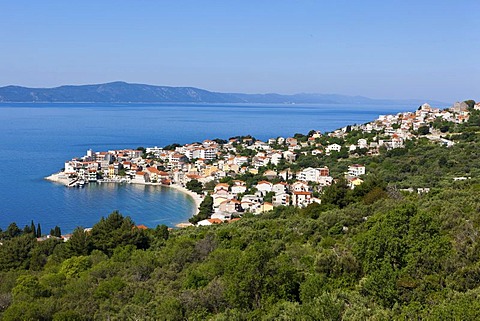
top-left (270, 153), bottom-right (283, 165)
top-left (286, 137), bottom-right (298, 146)
top-left (348, 164), bottom-right (366, 177)
top-left (213, 195), bottom-right (229, 209)
top-left (256, 202), bottom-right (274, 214)
top-left (348, 177), bottom-right (364, 189)
top-left (241, 200), bottom-right (257, 212)
top-left (214, 183), bottom-right (230, 194)
top-left (231, 180), bottom-right (247, 194)
top-left (326, 143), bottom-right (342, 154)
top-left (133, 171), bottom-right (148, 183)
top-left (242, 195), bottom-right (263, 204)
top-left (291, 181), bottom-right (310, 192)
top-left (273, 193), bottom-right (290, 206)
top-left (146, 167), bottom-right (163, 182)
top-left (219, 199), bottom-right (243, 213)
top-left (297, 167), bottom-right (330, 183)
top-left (211, 212), bottom-right (232, 221)
top-left (234, 156), bottom-right (249, 166)
top-left (264, 170), bottom-right (277, 180)
top-left (283, 151), bottom-right (297, 162)
top-left (197, 218), bottom-right (223, 226)
top-left (272, 182), bottom-right (289, 195)
top-left (297, 167), bottom-right (319, 182)
top-left (256, 181), bottom-right (273, 196)
top-left (253, 156), bottom-right (269, 168)
top-left (357, 139), bottom-right (368, 149)
top-left (292, 191), bottom-right (312, 208)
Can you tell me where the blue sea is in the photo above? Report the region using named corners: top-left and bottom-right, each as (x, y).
top-left (0, 102), bottom-right (412, 233)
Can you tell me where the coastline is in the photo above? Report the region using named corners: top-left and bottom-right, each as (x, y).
top-left (45, 172), bottom-right (200, 228)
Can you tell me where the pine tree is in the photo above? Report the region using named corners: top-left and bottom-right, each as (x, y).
top-left (23, 225), bottom-right (32, 234)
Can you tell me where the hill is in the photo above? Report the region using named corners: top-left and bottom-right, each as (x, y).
top-left (0, 81), bottom-right (447, 105)
top-left (0, 105), bottom-right (479, 319)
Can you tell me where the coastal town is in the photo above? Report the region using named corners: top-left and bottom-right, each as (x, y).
top-left (47, 101), bottom-right (478, 227)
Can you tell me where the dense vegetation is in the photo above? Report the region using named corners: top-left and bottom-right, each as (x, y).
top-left (1, 114), bottom-right (480, 320)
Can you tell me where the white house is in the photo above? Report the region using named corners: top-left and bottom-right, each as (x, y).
top-left (292, 191), bottom-right (312, 208)
top-left (273, 193), bottom-right (290, 206)
top-left (326, 144), bottom-right (342, 154)
top-left (231, 180), bottom-right (247, 195)
top-left (297, 167), bottom-right (330, 183)
top-left (348, 164), bottom-right (366, 177)
top-left (272, 182), bottom-right (289, 195)
top-left (256, 181), bottom-right (273, 196)
top-left (291, 181), bottom-right (310, 192)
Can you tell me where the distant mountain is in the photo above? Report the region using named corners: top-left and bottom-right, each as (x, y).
top-left (0, 81), bottom-right (447, 105)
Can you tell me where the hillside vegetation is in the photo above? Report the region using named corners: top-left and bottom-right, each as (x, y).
top-left (1, 110), bottom-right (480, 320)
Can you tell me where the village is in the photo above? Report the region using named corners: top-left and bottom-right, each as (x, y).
top-left (50, 101), bottom-right (477, 227)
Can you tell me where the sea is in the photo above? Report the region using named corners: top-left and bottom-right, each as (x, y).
top-left (0, 102), bottom-right (413, 233)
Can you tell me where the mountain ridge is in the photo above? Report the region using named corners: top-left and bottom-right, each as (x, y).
top-left (0, 81), bottom-right (448, 105)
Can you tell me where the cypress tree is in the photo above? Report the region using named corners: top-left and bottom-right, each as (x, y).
top-left (54, 226), bottom-right (61, 237)
top-left (31, 220), bottom-right (36, 236)
top-left (36, 223), bottom-right (42, 238)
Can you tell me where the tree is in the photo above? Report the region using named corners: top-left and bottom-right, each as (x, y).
top-left (263, 191), bottom-right (275, 203)
top-left (6, 223), bottom-right (21, 239)
top-left (90, 211), bottom-right (149, 255)
top-left (190, 195), bottom-right (213, 224)
top-left (66, 227), bottom-right (92, 257)
top-left (186, 179), bottom-right (203, 194)
top-left (417, 126), bottom-right (430, 135)
top-left (322, 178), bottom-right (352, 208)
top-left (30, 220), bottom-right (36, 236)
top-left (50, 226), bottom-right (62, 237)
top-left (0, 235), bottom-right (36, 270)
top-left (464, 100), bottom-right (476, 109)
top-left (36, 223), bottom-right (42, 238)
top-left (154, 224), bottom-right (169, 240)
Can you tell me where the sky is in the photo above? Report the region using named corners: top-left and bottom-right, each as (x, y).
top-left (0, 1), bottom-right (478, 102)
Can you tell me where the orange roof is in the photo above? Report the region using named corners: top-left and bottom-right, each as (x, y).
top-left (147, 167), bottom-right (161, 174)
top-left (215, 183), bottom-right (229, 188)
top-left (257, 180), bottom-right (272, 185)
top-left (350, 164), bottom-right (364, 168)
top-left (207, 218), bottom-right (222, 224)
top-left (293, 191), bottom-right (311, 195)
top-left (136, 224), bottom-right (148, 230)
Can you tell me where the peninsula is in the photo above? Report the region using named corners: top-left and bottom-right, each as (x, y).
top-left (46, 100), bottom-right (478, 226)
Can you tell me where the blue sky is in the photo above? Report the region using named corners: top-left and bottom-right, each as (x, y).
top-left (0, 1), bottom-right (478, 102)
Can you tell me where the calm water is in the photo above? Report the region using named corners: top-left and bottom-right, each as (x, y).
top-left (0, 102), bottom-right (412, 233)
